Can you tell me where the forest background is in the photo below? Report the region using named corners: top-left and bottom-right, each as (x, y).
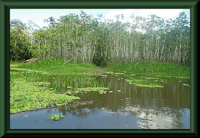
top-left (10, 10), bottom-right (190, 67)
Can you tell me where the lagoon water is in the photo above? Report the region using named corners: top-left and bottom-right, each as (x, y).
top-left (10, 73), bottom-right (190, 129)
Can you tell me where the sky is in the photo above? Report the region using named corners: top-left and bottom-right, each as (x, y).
top-left (10, 9), bottom-right (190, 29)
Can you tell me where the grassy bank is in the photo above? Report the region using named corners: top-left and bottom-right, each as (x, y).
top-left (105, 61), bottom-right (190, 78)
top-left (17, 58), bottom-right (98, 75)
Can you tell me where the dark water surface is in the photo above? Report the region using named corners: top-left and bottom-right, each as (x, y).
top-left (10, 73), bottom-right (190, 129)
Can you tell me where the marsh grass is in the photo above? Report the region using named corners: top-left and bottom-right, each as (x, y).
top-left (106, 61), bottom-right (190, 78)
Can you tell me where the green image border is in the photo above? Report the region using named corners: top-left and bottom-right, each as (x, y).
top-left (0, 0), bottom-right (198, 137)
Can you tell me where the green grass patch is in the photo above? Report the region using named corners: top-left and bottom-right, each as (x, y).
top-left (10, 61), bottom-right (24, 67)
top-left (15, 58), bottom-right (99, 75)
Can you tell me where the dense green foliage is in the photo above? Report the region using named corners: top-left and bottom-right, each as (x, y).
top-left (10, 11), bottom-right (190, 67)
top-left (10, 19), bottom-right (32, 61)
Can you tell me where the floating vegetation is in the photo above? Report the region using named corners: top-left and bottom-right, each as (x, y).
top-left (115, 72), bottom-right (124, 75)
top-left (130, 74), bottom-right (135, 76)
top-left (49, 114), bottom-right (65, 121)
top-left (145, 77), bottom-right (159, 80)
top-left (60, 114), bottom-right (65, 118)
top-left (125, 78), bottom-right (164, 88)
top-left (183, 83), bottom-right (190, 87)
top-left (64, 91), bottom-right (72, 95)
top-left (101, 75), bottom-right (108, 77)
top-left (117, 90), bottom-right (121, 92)
top-left (99, 90), bottom-right (104, 93)
top-left (106, 71), bottom-right (115, 74)
top-left (133, 83), bottom-right (164, 88)
top-left (160, 80), bottom-right (164, 83)
top-left (176, 76), bottom-right (190, 79)
top-left (109, 91), bottom-right (113, 93)
top-left (10, 79), bottom-right (80, 114)
top-left (125, 79), bottom-right (131, 82)
top-left (73, 90), bottom-right (80, 94)
top-left (78, 87), bottom-right (109, 92)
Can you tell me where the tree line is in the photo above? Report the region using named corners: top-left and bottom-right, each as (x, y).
top-left (10, 10), bottom-right (190, 67)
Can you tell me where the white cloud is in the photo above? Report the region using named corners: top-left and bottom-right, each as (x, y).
top-left (60, 13), bottom-right (67, 16)
top-left (61, 13), bottom-right (66, 16)
top-left (125, 9), bottom-right (183, 33)
top-left (139, 9), bottom-right (183, 20)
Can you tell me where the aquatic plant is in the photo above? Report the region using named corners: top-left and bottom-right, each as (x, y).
top-left (115, 72), bottom-right (124, 75)
top-left (183, 83), bottom-right (190, 87)
top-left (106, 71), bottom-right (114, 74)
top-left (133, 83), bottom-right (164, 88)
top-left (60, 114), bottom-right (65, 118)
top-left (50, 114), bottom-right (65, 121)
top-left (107, 81), bottom-right (112, 88)
top-left (125, 78), bottom-right (164, 88)
top-left (10, 79), bottom-right (80, 114)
